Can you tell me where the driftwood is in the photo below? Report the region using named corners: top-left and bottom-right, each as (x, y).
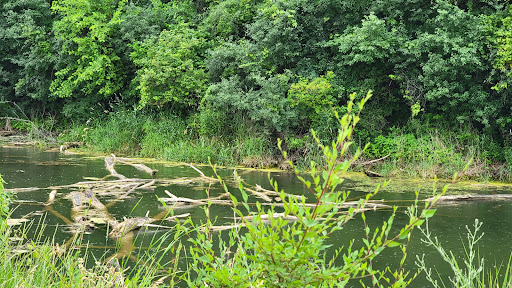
top-left (59, 142), bottom-right (81, 153)
top-left (264, 200), bottom-right (390, 211)
top-left (426, 194), bottom-right (512, 203)
top-left (210, 213), bottom-right (301, 232)
top-left (115, 156), bottom-right (158, 177)
top-left (243, 187), bottom-right (272, 202)
top-left (105, 155), bottom-right (127, 179)
top-left (364, 170), bottom-right (384, 178)
top-left (109, 216), bottom-right (154, 238)
top-left (238, 212), bottom-right (299, 222)
top-left (0, 131), bottom-right (14, 136)
top-left (5, 187), bottom-right (41, 193)
top-left (105, 181), bottom-right (154, 208)
top-left (45, 190), bottom-right (58, 206)
top-left (255, 184), bottom-right (301, 200)
top-left (159, 190), bottom-right (205, 205)
top-left (158, 190), bottom-right (232, 207)
top-left (183, 162), bottom-right (219, 183)
top-left (353, 154), bottom-right (390, 167)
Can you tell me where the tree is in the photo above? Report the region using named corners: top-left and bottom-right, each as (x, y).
top-left (131, 24), bottom-right (207, 110)
top-left (0, 0), bottom-right (58, 118)
top-left (51, 0), bottom-right (129, 119)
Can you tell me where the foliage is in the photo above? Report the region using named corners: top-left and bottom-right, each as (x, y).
top-left (0, 219), bottom-right (182, 287)
top-left (84, 110), bottom-right (146, 155)
top-left (0, 174), bottom-right (12, 219)
top-left (51, 0), bottom-right (127, 99)
top-left (179, 92), bottom-right (440, 286)
top-left (131, 24), bottom-right (207, 109)
top-left (3, 0), bottom-right (512, 176)
top-left (288, 71), bottom-right (339, 125)
top-left (139, 114), bottom-right (188, 158)
top-left (203, 72), bottom-right (296, 134)
top-left (0, 0), bottom-right (58, 118)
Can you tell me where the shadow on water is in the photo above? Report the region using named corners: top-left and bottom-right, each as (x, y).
top-left (2, 146), bottom-right (512, 286)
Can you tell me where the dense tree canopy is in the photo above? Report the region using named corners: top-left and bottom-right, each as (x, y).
top-left (2, 0), bottom-right (512, 151)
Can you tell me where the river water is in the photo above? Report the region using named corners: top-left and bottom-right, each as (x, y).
top-left (2, 145), bottom-right (512, 286)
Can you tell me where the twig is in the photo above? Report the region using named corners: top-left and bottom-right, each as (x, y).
top-left (353, 154), bottom-right (390, 166)
top-left (183, 162), bottom-right (205, 177)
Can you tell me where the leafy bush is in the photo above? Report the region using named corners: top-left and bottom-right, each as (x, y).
top-left (179, 92), bottom-right (441, 286)
top-left (131, 24), bottom-right (207, 109)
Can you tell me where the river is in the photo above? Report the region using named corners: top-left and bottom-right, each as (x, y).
top-left (2, 145), bottom-right (512, 286)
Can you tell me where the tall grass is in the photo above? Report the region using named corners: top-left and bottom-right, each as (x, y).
top-left (0, 218), bottom-right (183, 287)
top-left (362, 127), bottom-right (509, 181)
top-left (417, 219), bottom-right (512, 288)
top-left (59, 110), bottom-right (279, 168)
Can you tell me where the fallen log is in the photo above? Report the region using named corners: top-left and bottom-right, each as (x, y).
top-left (5, 187), bottom-right (41, 193)
top-left (158, 190), bottom-right (205, 204)
top-left (364, 170), bottom-right (384, 178)
top-left (426, 194), bottom-right (512, 203)
top-left (243, 187), bottom-right (272, 202)
top-left (255, 184), bottom-right (301, 200)
top-left (104, 155), bottom-right (127, 180)
top-left (115, 156), bottom-right (158, 177)
top-left (109, 216), bottom-right (154, 238)
top-left (353, 154), bottom-right (390, 167)
top-left (0, 130), bottom-right (14, 136)
top-left (264, 200), bottom-right (390, 210)
top-left (183, 163), bottom-right (219, 183)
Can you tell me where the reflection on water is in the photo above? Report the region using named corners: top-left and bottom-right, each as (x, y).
top-left (2, 146), bottom-right (512, 286)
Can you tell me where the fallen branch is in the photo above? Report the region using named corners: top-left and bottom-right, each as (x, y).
top-left (109, 216), bottom-right (154, 238)
top-left (45, 190), bottom-right (58, 206)
top-left (353, 154), bottom-right (390, 166)
top-left (115, 156), bottom-right (158, 177)
top-left (243, 187), bottom-right (272, 202)
top-left (105, 155), bottom-right (127, 180)
top-left (255, 184), bottom-right (301, 200)
top-left (426, 194), bottom-right (512, 203)
top-left (158, 190), bottom-right (205, 204)
top-left (183, 162), bottom-right (205, 177)
top-left (364, 170), bottom-right (384, 178)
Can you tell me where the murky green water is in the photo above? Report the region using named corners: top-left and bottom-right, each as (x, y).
top-left (2, 146), bottom-right (512, 286)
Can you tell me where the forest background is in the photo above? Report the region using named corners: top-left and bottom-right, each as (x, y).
top-left (3, 0), bottom-right (512, 180)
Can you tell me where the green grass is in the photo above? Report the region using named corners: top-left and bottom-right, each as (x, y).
top-left (360, 127), bottom-right (510, 181)
top-left (0, 218), bottom-right (184, 287)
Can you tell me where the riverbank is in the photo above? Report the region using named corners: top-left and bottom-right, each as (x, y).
top-left (55, 116), bottom-right (512, 184)
top-left (2, 118), bottom-right (511, 183)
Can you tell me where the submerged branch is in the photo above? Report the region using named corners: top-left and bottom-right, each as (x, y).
top-left (426, 194), bottom-right (512, 204)
top-left (105, 155), bottom-right (127, 180)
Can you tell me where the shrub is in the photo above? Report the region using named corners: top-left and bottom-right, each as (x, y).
top-left (178, 92), bottom-right (441, 286)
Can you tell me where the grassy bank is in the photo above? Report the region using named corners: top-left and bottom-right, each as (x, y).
top-left (359, 126), bottom-right (511, 182)
top-left (2, 110), bottom-right (510, 181)
top-left (57, 111), bottom-right (279, 169)
top-left (51, 110), bottom-right (511, 182)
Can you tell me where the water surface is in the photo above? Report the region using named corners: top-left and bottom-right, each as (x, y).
top-left (2, 146), bottom-right (512, 286)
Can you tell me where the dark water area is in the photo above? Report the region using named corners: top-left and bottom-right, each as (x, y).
top-left (2, 146), bottom-right (512, 286)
